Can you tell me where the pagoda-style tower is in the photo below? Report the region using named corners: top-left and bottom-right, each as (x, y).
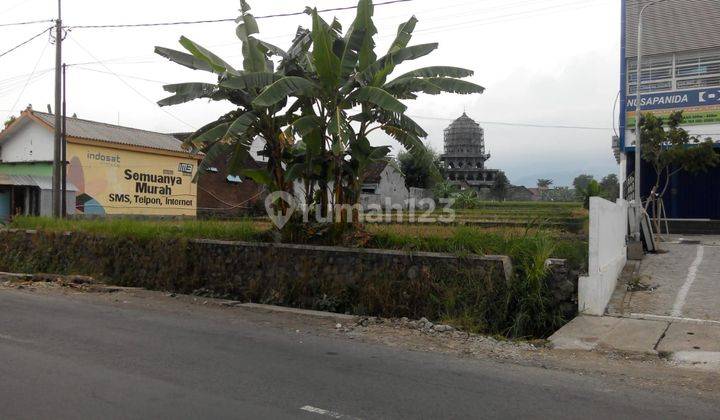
top-left (440, 113), bottom-right (499, 190)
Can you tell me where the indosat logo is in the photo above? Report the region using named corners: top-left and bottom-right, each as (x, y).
top-left (87, 151), bottom-right (121, 166)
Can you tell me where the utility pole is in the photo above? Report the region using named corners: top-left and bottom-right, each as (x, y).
top-left (633, 0), bottom-right (668, 238)
top-left (52, 0), bottom-right (63, 218)
top-left (61, 63), bottom-right (67, 218)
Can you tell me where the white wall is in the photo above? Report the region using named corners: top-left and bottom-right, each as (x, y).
top-left (578, 197), bottom-right (629, 316)
top-left (373, 165), bottom-right (409, 207)
top-left (0, 121), bottom-right (54, 162)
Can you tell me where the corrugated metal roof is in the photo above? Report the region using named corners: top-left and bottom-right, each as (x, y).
top-left (32, 111), bottom-right (190, 154)
top-left (625, 0), bottom-right (720, 58)
top-left (0, 174), bottom-right (78, 191)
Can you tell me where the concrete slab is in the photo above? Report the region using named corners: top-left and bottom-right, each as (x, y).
top-left (597, 318), bottom-right (669, 354)
top-left (549, 316), bottom-right (621, 350)
top-left (657, 323), bottom-right (720, 353)
top-left (682, 245), bottom-right (720, 321)
top-left (671, 351), bottom-right (720, 371)
top-left (621, 241), bottom-right (720, 322)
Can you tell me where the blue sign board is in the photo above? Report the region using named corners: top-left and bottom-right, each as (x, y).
top-left (626, 88), bottom-right (720, 112)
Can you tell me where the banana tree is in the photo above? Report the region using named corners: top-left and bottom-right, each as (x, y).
top-left (251, 0), bottom-right (485, 215)
top-left (154, 0), bottom-right (312, 200)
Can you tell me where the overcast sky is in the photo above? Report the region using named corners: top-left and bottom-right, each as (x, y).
top-left (0, 0), bottom-right (621, 187)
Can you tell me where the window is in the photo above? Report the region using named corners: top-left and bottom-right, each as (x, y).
top-left (677, 76), bottom-right (720, 89)
top-left (627, 49), bottom-right (720, 95)
top-left (226, 175), bottom-right (242, 184)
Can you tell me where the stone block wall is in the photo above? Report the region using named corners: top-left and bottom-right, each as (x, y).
top-left (0, 229), bottom-right (513, 323)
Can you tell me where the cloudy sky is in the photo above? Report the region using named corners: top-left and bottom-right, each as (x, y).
top-left (0, 0), bottom-right (621, 187)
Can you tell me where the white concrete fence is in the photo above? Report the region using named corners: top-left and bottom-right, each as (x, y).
top-left (578, 197), bottom-right (629, 315)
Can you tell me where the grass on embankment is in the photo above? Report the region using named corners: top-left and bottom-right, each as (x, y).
top-left (8, 217), bottom-right (268, 242)
top-left (9, 216), bottom-right (587, 271)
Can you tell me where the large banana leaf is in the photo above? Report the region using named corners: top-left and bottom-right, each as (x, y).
top-left (286, 28), bottom-right (312, 60)
top-left (341, 0), bottom-right (376, 75)
top-left (196, 141), bottom-right (232, 180)
top-left (252, 76), bottom-right (319, 108)
top-left (347, 86), bottom-right (407, 113)
top-left (179, 36), bottom-right (238, 75)
top-left (391, 66), bottom-right (474, 80)
top-left (227, 134), bottom-right (259, 176)
top-left (310, 9), bottom-right (341, 90)
top-left (359, 43), bottom-right (438, 85)
top-left (381, 124), bottom-right (440, 180)
top-left (328, 108), bottom-right (354, 156)
top-left (292, 115), bottom-right (324, 153)
top-left (154, 47), bottom-right (214, 73)
top-left (235, 5), bottom-right (267, 73)
top-left (257, 40), bottom-right (288, 59)
top-left (377, 112), bottom-right (427, 138)
top-left (381, 125), bottom-right (425, 156)
top-left (227, 111), bottom-right (259, 140)
top-left (384, 77), bottom-right (484, 96)
top-left (383, 78), bottom-right (442, 96)
top-left (388, 16), bottom-right (417, 54)
top-left (239, 168), bottom-right (274, 187)
top-left (220, 72), bottom-right (281, 91)
top-left (423, 78), bottom-right (485, 94)
top-left (158, 82), bottom-right (218, 107)
top-left (186, 122), bottom-right (230, 149)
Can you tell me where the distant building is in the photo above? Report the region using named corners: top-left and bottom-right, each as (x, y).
top-left (506, 186), bottom-right (534, 202)
top-left (0, 107), bottom-right (201, 220)
top-left (618, 0), bottom-right (720, 219)
top-left (359, 160), bottom-right (409, 209)
top-left (195, 154), bottom-right (266, 218)
top-left (440, 113), bottom-right (500, 192)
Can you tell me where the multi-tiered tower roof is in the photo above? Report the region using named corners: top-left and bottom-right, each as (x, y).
top-left (440, 113), bottom-right (499, 189)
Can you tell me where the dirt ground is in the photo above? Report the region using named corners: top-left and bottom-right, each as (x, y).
top-left (2, 275), bottom-right (718, 403)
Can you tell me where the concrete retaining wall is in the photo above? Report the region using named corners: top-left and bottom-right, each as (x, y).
top-left (578, 197), bottom-right (629, 315)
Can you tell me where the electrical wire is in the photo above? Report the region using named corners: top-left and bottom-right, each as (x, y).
top-left (68, 36), bottom-right (196, 130)
top-left (67, 0), bottom-right (412, 30)
top-left (0, 19), bottom-right (54, 28)
top-left (73, 66), bottom-right (168, 84)
top-left (404, 0), bottom-right (603, 38)
top-left (0, 26), bottom-right (52, 60)
top-left (612, 90), bottom-right (620, 137)
top-left (409, 114), bottom-right (613, 131)
top-left (5, 34), bottom-right (50, 121)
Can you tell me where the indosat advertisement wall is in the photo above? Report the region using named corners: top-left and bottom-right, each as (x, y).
top-left (67, 143), bottom-right (199, 216)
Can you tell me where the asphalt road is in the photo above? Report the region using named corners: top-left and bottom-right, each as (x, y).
top-left (0, 289), bottom-right (718, 420)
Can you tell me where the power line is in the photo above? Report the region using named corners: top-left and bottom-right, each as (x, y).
top-left (0, 18), bottom-right (54, 28)
top-left (5, 37), bottom-right (50, 121)
top-left (0, 26), bottom-right (52, 60)
top-left (68, 36), bottom-right (196, 130)
top-left (72, 66), bottom-right (168, 84)
top-left (67, 0), bottom-right (412, 29)
top-left (409, 115), bottom-right (613, 131)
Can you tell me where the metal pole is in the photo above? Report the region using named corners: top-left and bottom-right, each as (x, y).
top-left (61, 63), bottom-right (67, 218)
top-left (52, 0), bottom-right (63, 218)
top-left (633, 0), bottom-right (667, 238)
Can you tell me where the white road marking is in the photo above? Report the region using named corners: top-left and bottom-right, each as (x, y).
top-left (300, 405), bottom-right (359, 419)
top-left (671, 245), bottom-right (704, 317)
